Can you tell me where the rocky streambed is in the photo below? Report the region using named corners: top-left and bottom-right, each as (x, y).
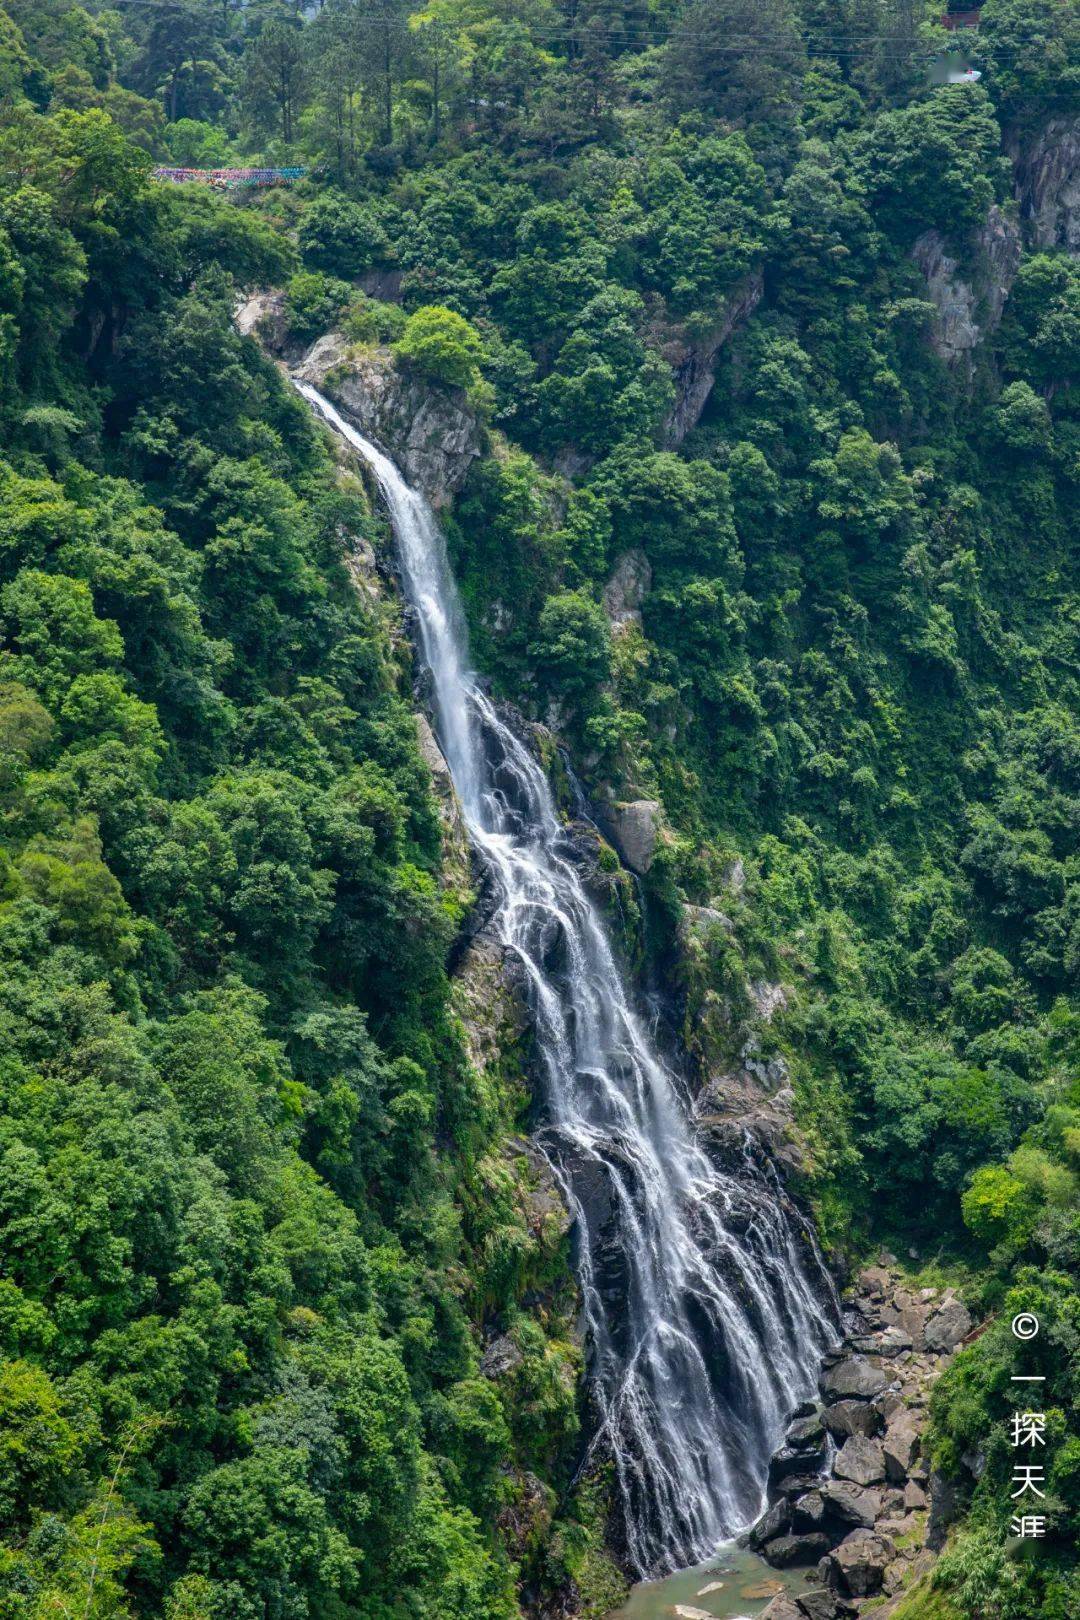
top-left (747, 1259), bottom-right (974, 1620)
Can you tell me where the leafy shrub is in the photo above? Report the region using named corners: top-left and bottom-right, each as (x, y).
top-left (285, 270), bottom-right (351, 340)
top-left (298, 191), bottom-right (392, 277)
top-left (392, 305), bottom-right (484, 389)
top-left (343, 294), bottom-right (407, 346)
top-left (529, 591), bottom-right (612, 701)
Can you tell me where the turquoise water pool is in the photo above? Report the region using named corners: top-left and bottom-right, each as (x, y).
top-left (606, 1544), bottom-right (816, 1620)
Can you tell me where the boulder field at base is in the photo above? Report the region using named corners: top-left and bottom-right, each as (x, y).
top-left (750, 1262), bottom-right (975, 1615)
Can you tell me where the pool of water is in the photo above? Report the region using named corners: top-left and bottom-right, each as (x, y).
top-left (606, 1544), bottom-right (816, 1620)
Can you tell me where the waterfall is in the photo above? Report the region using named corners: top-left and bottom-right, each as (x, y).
top-left (296, 382), bottom-right (840, 1577)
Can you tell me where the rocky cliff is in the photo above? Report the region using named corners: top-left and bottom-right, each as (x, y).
top-left (911, 204), bottom-right (1022, 370)
top-left (296, 334), bottom-right (485, 507)
top-left (236, 295), bottom-right (485, 509)
top-left (1010, 115), bottom-right (1080, 255)
top-left (656, 272), bottom-right (765, 446)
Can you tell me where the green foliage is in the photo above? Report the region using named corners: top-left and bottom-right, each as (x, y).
top-left (0, 46), bottom-right (569, 1620)
top-left (979, 0), bottom-right (1080, 127)
top-left (855, 85), bottom-right (1008, 244)
top-left (393, 304), bottom-right (484, 390)
top-left (285, 269), bottom-right (351, 341)
top-left (298, 190), bottom-right (392, 278)
top-left (530, 591), bottom-right (612, 702)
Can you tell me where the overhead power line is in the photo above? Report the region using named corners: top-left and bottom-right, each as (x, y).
top-left (82, 0), bottom-right (1051, 64)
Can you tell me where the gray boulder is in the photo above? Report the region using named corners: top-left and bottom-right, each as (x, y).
top-left (777, 1472), bottom-right (830, 1499)
top-left (851, 1324), bottom-right (913, 1354)
top-left (760, 1598), bottom-right (804, 1620)
top-left (822, 1481), bottom-right (881, 1530)
top-left (749, 1496), bottom-right (792, 1549)
top-left (833, 1435), bottom-right (886, 1486)
top-left (821, 1357), bottom-right (889, 1402)
top-left (762, 1532), bottom-right (832, 1568)
top-left (792, 1491), bottom-right (827, 1530)
top-left (787, 1412), bottom-right (826, 1449)
top-left (600, 799), bottom-right (662, 874)
top-left (770, 1442), bottom-right (828, 1484)
top-left (924, 1297), bottom-right (973, 1352)
top-left (883, 1410), bottom-right (921, 1483)
top-left (823, 1399), bottom-right (883, 1440)
top-left (797, 1590), bottom-right (857, 1620)
top-left (827, 1529), bottom-right (892, 1597)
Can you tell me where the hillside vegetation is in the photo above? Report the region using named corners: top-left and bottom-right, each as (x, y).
top-left (1, 2), bottom-right (1079, 1619)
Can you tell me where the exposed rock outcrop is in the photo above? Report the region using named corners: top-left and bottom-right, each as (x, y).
top-left (236, 288), bottom-right (295, 357)
top-left (911, 205), bottom-right (1021, 368)
top-left (454, 934), bottom-right (532, 1091)
top-left (597, 798), bottom-right (663, 874)
top-left (602, 549), bottom-right (652, 634)
top-left (295, 336), bottom-right (484, 507)
top-left (694, 1059), bottom-right (803, 1176)
top-left (1010, 116), bottom-right (1080, 254)
top-left (481, 1334), bottom-right (524, 1378)
top-left (658, 271), bottom-right (764, 446)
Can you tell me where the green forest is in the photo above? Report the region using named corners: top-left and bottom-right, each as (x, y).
top-left (0, 1), bottom-right (1078, 1618)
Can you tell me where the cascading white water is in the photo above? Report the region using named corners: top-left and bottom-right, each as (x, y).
top-left (297, 383), bottom-right (840, 1576)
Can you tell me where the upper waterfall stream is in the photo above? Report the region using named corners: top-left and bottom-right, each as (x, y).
top-left (297, 382), bottom-right (840, 1577)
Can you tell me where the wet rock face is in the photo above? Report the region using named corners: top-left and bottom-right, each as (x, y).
top-left (749, 1496), bottom-right (792, 1549)
top-left (787, 1412), bottom-right (826, 1448)
top-left (295, 337), bottom-right (484, 507)
top-left (1011, 116), bottom-right (1080, 253)
top-left (911, 205), bottom-right (1022, 368)
top-left (792, 1490), bottom-right (827, 1530)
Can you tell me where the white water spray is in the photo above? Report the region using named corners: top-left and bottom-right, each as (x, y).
top-left (297, 382), bottom-right (839, 1576)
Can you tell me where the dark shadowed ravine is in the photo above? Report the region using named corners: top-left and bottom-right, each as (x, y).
top-left (296, 381), bottom-right (841, 1578)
